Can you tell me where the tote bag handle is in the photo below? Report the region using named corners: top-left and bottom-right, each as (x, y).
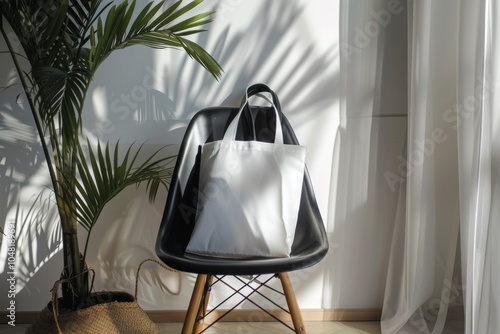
top-left (223, 84), bottom-right (284, 145)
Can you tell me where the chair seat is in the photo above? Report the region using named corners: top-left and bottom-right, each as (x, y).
top-left (157, 242), bottom-right (326, 276)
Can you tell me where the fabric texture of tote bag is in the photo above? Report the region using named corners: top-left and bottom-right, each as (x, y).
top-left (185, 84), bottom-right (306, 258)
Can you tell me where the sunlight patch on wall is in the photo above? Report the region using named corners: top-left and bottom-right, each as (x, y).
top-left (91, 86), bottom-right (108, 121)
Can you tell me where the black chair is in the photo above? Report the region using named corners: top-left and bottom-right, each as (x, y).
top-left (156, 92), bottom-right (328, 333)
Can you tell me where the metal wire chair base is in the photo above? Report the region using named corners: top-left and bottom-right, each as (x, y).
top-left (182, 273), bottom-right (306, 334)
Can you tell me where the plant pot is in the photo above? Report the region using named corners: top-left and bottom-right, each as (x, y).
top-left (25, 291), bottom-right (159, 334)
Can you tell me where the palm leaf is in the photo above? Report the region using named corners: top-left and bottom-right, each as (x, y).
top-left (69, 141), bottom-right (174, 253)
top-left (88, 0), bottom-right (223, 79)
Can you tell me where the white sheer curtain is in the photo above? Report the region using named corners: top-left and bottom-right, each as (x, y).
top-left (379, 0), bottom-right (500, 333)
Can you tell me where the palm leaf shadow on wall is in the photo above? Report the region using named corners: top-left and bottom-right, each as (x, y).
top-left (1, 0), bottom-right (338, 309)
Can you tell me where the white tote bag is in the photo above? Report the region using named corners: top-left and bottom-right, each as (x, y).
top-left (186, 84), bottom-right (306, 258)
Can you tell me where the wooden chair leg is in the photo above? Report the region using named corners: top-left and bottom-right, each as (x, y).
top-left (182, 274), bottom-right (209, 334)
top-left (193, 275), bottom-right (213, 333)
top-left (279, 272), bottom-right (306, 333)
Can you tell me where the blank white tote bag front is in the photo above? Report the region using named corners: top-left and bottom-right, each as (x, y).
top-left (186, 84), bottom-right (306, 258)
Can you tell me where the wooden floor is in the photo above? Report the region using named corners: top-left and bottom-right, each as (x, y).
top-left (1, 321), bottom-right (381, 333)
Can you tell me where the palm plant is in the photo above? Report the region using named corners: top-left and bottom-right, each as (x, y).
top-left (0, 0), bottom-right (222, 310)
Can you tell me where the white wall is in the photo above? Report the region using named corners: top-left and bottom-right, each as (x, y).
top-left (0, 0), bottom-right (407, 313)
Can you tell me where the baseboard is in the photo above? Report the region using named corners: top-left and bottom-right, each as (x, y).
top-left (1, 308), bottom-right (381, 324)
top-left (148, 308), bottom-right (382, 323)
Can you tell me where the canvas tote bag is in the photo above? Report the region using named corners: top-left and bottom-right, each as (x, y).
top-left (185, 84), bottom-right (306, 258)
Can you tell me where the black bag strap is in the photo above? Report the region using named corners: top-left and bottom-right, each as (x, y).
top-left (244, 83), bottom-right (282, 111)
top-left (238, 83), bottom-right (282, 141)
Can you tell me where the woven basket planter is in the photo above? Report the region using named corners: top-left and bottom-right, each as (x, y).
top-left (25, 291), bottom-right (159, 334)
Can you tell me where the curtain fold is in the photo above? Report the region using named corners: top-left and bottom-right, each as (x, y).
top-left (457, 1), bottom-right (500, 333)
top-left (381, 1), bottom-right (462, 333)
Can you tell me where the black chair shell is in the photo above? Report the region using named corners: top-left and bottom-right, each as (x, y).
top-left (156, 106), bottom-right (329, 275)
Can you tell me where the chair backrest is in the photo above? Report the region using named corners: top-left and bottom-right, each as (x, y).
top-left (156, 106), bottom-right (329, 274)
